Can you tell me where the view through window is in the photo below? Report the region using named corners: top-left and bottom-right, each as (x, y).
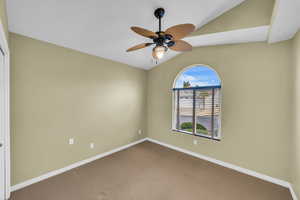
top-left (172, 65), bottom-right (221, 140)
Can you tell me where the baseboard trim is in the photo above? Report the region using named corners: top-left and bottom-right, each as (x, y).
top-left (146, 138), bottom-right (290, 188)
top-left (11, 138), bottom-right (147, 192)
top-left (289, 184), bottom-right (299, 200)
top-left (11, 137), bottom-right (298, 200)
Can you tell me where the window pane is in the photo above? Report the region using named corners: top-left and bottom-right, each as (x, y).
top-left (195, 89), bottom-right (213, 137)
top-left (178, 90), bottom-right (193, 133)
top-left (173, 90), bottom-right (179, 130)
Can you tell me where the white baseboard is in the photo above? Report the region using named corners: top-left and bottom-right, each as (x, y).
top-left (146, 138), bottom-right (290, 188)
top-left (147, 138), bottom-right (299, 200)
top-left (11, 138), bottom-right (147, 192)
top-left (11, 137), bottom-right (298, 200)
top-left (289, 184), bottom-right (299, 200)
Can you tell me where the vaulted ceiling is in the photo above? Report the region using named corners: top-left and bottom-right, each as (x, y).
top-left (6, 0), bottom-right (300, 70)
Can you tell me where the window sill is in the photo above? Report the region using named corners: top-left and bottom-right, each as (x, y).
top-left (171, 129), bottom-right (221, 141)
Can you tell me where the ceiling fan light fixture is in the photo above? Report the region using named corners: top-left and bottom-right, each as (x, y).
top-left (152, 46), bottom-right (167, 60)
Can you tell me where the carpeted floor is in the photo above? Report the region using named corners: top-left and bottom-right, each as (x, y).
top-left (10, 141), bottom-right (292, 200)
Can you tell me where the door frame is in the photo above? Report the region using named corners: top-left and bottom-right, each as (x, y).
top-left (0, 21), bottom-right (10, 199)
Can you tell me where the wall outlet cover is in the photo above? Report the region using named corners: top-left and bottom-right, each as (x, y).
top-left (90, 143), bottom-right (94, 149)
top-left (69, 138), bottom-right (74, 145)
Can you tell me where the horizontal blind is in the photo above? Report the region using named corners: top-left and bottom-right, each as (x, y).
top-left (173, 86), bottom-right (221, 140)
top-left (177, 90), bottom-right (194, 133)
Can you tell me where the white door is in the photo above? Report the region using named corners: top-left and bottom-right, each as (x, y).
top-left (0, 48), bottom-right (5, 200)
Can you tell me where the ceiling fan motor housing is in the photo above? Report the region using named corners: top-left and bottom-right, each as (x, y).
top-left (153, 34), bottom-right (174, 47)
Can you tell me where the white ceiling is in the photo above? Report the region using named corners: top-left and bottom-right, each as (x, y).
top-left (6, 0), bottom-right (300, 70)
top-left (6, 0), bottom-right (246, 69)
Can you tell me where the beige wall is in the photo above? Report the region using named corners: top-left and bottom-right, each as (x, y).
top-left (147, 41), bottom-right (293, 181)
top-left (191, 0), bottom-right (274, 36)
top-left (10, 33), bottom-right (147, 185)
top-left (7, 0), bottom-right (296, 189)
top-left (0, 0), bottom-right (8, 40)
top-left (292, 31), bottom-right (300, 198)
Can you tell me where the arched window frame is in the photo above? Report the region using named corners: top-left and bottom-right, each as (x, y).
top-left (172, 64), bottom-right (222, 141)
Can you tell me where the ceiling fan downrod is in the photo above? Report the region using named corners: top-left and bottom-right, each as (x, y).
top-left (154, 8), bottom-right (165, 33)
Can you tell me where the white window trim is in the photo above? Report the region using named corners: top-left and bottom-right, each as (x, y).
top-left (0, 21), bottom-right (10, 199)
top-left (171, 64), bottom-right (222, 141)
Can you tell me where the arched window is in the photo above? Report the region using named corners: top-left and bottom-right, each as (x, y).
top-left (172, 65), bottom-right (221, 140)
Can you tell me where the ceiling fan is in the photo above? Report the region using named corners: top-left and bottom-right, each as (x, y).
top-left (126, 8), bottom-right (196, 60)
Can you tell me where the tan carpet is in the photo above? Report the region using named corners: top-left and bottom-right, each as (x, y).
top-left (10, 141), bottom-right (292, 200)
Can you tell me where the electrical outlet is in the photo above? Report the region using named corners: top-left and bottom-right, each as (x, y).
top-left (90, 143), bottom-right (94, 149)
top-left (69, 138), bottom-right (74, 145)
top-left (138, 129), bottom-right (142, 135)
top-left (193, 140), bottom-right (198, 145)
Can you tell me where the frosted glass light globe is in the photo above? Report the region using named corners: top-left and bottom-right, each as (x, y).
top-left (152, 46), bottom-right (166, 60)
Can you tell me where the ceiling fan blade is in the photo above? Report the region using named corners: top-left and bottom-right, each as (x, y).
top-left (165, 24), bottom-right (196, 40)
top-left (169, 40), bottom-right (192, 52)
top-left (131, 27), bottom-right (158, 39)
top-left (126, 43), bottom-right (153, 52)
